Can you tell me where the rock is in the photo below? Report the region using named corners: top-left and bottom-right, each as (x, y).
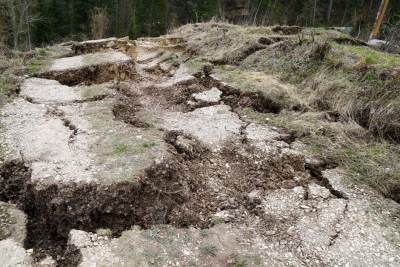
top-left (20, 78), bottom-right (111, 104)
top-left (368, 39), bottom-right (387, 49)
top-left (213, 210), bottom-right (234, 223)
top-left (192, 87), bottom-right (222, 103)
top-left (0, 239), bottom-right (32, 267)
top-left (322, 169), bottom-right (351, 199)
top-left (37, 256), bottom-right (56, 267)
top-left (156, 64), bottom-right (195, 88)
top-left (305, 158), bottom-right (325, 169)
top-left (245, 123), bottom-right (282, 143)
top-left (247, 190), bottom-right (262, 206)
top-left (308, 183), bottom-right (331, 199)
top-left (174, 135), bottom-right (200, 157)
top-left (67, 224), bottom-right (305, 266)
top-left (160, 105), bottom-right (243, 151)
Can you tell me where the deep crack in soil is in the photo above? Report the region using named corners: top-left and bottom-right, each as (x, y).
top-left (0, 128), bottom-right (316, 265)
top-left (0, 40), bottom-right (353, 266)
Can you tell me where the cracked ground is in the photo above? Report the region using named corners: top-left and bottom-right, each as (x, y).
top-left (0, 34), bottom-right (400, 267)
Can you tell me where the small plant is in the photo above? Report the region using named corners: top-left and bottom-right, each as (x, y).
top-left (37, 47), bottom-right (49, 57)
top-left (200, 229), bottom-right (209, 237)
top-left (27, 61), bottom-right (42, 74)
top-left (114, 143), bottom-right (128, 155)
top-left (142, 141), bottom-right (157, 149)
top-left (146, 226), bottom-right (161, 240)
top-left (231, 257), bottom-right (248, 267)
top-left (0, 74), bottom-right (18, 107)
top-left (199, 244), bottom-right (218, 256)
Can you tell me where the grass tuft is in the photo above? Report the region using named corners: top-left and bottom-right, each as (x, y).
top-left (199, 244), bottom-right (218, 256)
top-left (114, 143), bottom-right (129, 155)
top-left (0, 74), bottom-right (19, 108)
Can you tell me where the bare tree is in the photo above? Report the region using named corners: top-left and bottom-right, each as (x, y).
top-left (90, 7), bottom-right (109, 39)
top-left (384, 19), bottom-right (400, 53)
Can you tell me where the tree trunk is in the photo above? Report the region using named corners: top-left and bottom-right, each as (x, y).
top-left (7, 0), bottom-right (18, 49)
top-left (313, 0), bottom-right (318, 26)
top-left (23, 0), bottom-right (31, 50)
top-left (252, 0), bottom-right (264, 25)
top-left (327, 0), bottom-right (333, 23)
top-left (69, 0), bottom-right (74, 36)
top-left (115, 0), bottom-right (119, 36)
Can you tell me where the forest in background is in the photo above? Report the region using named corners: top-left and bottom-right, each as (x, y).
top-left (0, 0), bottom-right (399, 51)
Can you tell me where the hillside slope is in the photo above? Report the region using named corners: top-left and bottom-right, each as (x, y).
top-left (171, 22), bottom-right (400, 202)
top-left (0, 23), bottom-right (400, 266)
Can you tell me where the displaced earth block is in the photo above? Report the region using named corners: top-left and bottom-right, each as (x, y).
top-left (36, 51), bottom-right (136, 86)
top-left (0, 30), bottom-right (400, 267)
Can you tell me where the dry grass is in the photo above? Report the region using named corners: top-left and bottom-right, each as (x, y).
top-left (213, 66), bottom-right (304, 110)
top-left (243, 108), bottom-right (400, 201)
top-left (0, 50), bottom-right (25, 108)
top-left (90, 7), bottom-right (109, 39)
top-left (180, 22), bottom-right (400, 141)
top-left (173, 22), bottom-right (276, 63)
top-left (242, 39), bottom-right (400, 141)
top-left (0, 74), bottom-right (19, 108)
top-left (175, 22), bottom-right (400, 201)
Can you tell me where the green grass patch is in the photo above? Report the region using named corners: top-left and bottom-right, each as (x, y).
top-left (36, 47), bottom-right (50, 57)
top-left (26, 61), bottom-right (42, 74)
top-left (113, 141), bottom-right (158, 156)
top-left (26, 47), bottom-right (52, 75)
top-left (114, 143), bottom-right (129, 155)
top-left (142, 141), bottom-right (157, 149)
top-left (339, 143), bottom-right (400, 200)
top-left (187, 58), bottom-right (207, 73)
top-left (143, 225), bottom-right (177, 246)
top-left (337, 44), bottom-right (400, 67)
top-left (231, 257), bottom-right (248, 267)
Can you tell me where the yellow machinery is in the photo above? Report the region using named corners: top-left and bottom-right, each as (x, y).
top-left (370, 0), bottom-right (390, 40)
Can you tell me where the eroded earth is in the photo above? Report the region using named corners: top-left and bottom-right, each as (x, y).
top-left (0, 35), bottom-right (400, 267)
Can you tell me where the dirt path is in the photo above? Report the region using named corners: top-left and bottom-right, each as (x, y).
top-left (0, 37), bottom-right (400, 266)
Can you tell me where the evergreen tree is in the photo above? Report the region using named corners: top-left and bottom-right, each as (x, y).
top-left (0, 0), bottom-right (399, 49)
